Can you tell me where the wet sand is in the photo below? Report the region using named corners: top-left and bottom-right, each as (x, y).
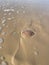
top-left (0, 0), bottom-right (49, 65)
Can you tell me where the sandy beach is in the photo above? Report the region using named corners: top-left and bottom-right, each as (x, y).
top-left (0, 0), bottom-right (49, 65)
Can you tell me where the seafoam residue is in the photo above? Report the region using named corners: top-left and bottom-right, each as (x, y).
top-left (3, 9), bottom-right (15, 12)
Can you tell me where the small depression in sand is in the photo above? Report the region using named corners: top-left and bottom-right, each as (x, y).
top-left (21, 29), bottom-right (35, 39)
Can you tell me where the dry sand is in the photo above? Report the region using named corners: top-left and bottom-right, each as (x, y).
top-left (0, 0), bottom-right (49, 65)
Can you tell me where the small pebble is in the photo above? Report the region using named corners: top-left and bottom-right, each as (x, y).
top-left (13, 32), bottom-right (16, 35)
top-left (1, 32), bottom-right (6, 36)
top-left (0, 27), bottom-right (2, 32)
top-left (34, 51), bottom-right (38, 55)
top-left (0, 46), bottom-right (3, 49)
top-left (17, 10), bottom-right (19, 14)
top-left (34, 51), bottom-right (39, 56)
top-left (1, 61), bottom-right (8, 65)
top-left (2, 17), bottom-right (5, 19)
top-left (0, 38), bottom-right (4, 44)
top-left (0, 56), bottom-right (5, 60)
top-left (2, 23), bottom-right (6, 27)
top-left (7, 18), bottom-right (12, 20)
top-left (2, 19), bottom-right (6, 24)
top-left (23, 11), bottom-right (25, 14)
top-left (21, 6), bottom-right (24, 9)
top-left (4, 13), bottom-right (7, 16)
top-left (6, 25), bottom-right (9, 28)
top-left (8, 12), bottom-right (11, 15)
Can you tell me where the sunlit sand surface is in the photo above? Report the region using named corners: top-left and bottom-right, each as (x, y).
top-left (0, 0), bottom-right (49, 65)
